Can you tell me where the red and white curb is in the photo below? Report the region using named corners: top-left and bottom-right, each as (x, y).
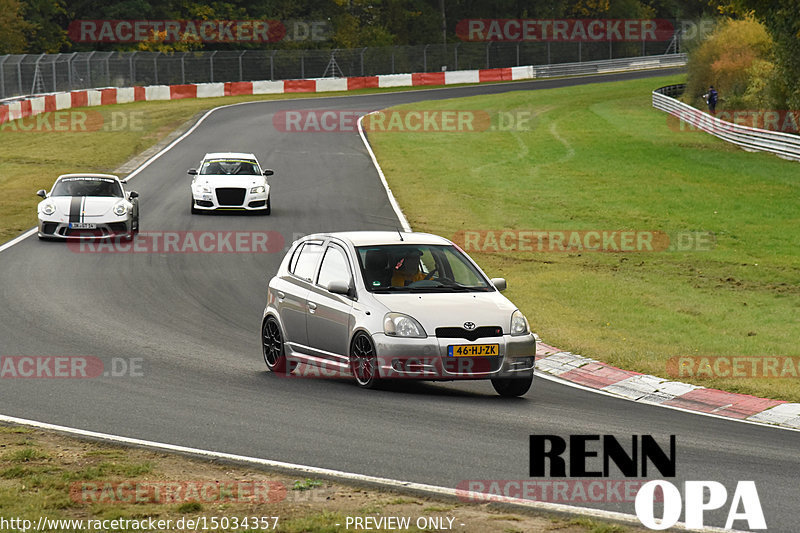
top-left (0, 67), bottom-right (532, 126)
top-left (534, 340), bottom-right (800, 430)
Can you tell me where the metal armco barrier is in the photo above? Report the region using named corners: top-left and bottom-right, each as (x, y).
top-left (653, 84), bottom-right (800, 162)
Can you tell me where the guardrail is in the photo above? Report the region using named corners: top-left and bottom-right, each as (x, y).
top-left (652, 84), bottom-right (800, 162)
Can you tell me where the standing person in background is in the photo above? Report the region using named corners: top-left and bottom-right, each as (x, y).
top-left (703, 85), bottom-right (718, 115)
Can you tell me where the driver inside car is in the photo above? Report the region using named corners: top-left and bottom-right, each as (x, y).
top-left (391, 249), bottom-right (426, 287)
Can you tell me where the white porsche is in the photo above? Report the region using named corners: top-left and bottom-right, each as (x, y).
top-left (36, 173), bottom-right (139, 240)
top-left (188, 152), bottom-right (274, 214)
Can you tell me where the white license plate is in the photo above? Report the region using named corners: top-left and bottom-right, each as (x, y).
top-left (69, 222), bottom-right (96, 229)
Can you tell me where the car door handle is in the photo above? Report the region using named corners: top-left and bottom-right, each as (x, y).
top-left (307, 302), bottom-right (317, 312)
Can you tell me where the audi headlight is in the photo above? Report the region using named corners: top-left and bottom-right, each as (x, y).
top-left (250, 185), bottom-right (266, 194)
top-left (510, 310), bottom-right (530, 336)
top-left (42, 202), bottom-right (56, 216)
top-left (384, 312), bottom-right (426, 338)
top-left (113, 202), bottom-right (127, 216)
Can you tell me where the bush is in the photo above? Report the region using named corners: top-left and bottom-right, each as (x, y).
top-left (685, 17), bottom-right (777, 111)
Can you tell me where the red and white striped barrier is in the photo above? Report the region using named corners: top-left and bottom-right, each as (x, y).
top-left (0, 66), bottom-right (533, 126)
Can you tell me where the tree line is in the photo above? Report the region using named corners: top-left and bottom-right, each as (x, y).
top-left (2, 0), bottom-right (711, 53)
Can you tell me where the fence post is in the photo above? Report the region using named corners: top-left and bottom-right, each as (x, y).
top-left (360, 47), bottom-right (367, 76)
top-left (153, 52), bottom-right (159, 84)
top-left (87, 51), bottom-right (95, 87)
top-left (301, 50), bottom-right (305, 78)
top-left (17, 58), bottom-right (23, 95)
top-left (239, 51), bottom-right (246, 81)
top-left (0, 56), bottom-right (6, 99)
top-left (129, 52), bottom-right (136, 86)
top-left (391, 46), bottom-right (396, 74)
top-left (547, 41), bottom-right (551, 64)
top-left (270, 50), bottom-right (276, 80)
top-left (52, 55), bottom-right (58, 92)
top-left (516, 42), bottom-right (520, 66)
top-left (485, 42), bottom-right (490, 69)
top-left (209, 50), bottom-right (216, 83)
top-left (423, 44), bottom-right (429, 72)
top-left (578, 41), bottom-right (581, 62)
top-left (454, 43), bottom-right (459, 71)
top-left (180, 53), bottom-right (186, 84)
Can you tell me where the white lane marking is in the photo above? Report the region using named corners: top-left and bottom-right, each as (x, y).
top-left (0, 228), bottom-right (36, 252)
top-left (0, 413), bottom-right (740, 533)
top-left (357, 112), bottom-right (411, 232)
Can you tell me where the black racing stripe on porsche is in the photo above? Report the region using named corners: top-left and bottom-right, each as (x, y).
top-left (69, 197), bottom-right (82, 223)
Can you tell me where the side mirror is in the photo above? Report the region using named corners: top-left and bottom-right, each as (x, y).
top-left (36, 189), bottom-right (47, 198)
top-left (129, 191), bottom-right (139, 199)
top-left (491, 278), bottom-right (506, 291)
top-left (263, 169), bottom-right (274, 176)
top-left (187, 169), bottom-right (197, 175)
top-left (327, 280), bottom-right (351, 295)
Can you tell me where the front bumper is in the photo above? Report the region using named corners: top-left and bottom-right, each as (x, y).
top-left (372, 332), bottom-right (536, 380)
top-left (38, 218), bottom-right (132, 239)
top-left (192, 189), bottom-right (269, 211)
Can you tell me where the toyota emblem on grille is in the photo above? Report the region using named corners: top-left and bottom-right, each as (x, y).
top-left (463, 322), bottom-right (477, 331)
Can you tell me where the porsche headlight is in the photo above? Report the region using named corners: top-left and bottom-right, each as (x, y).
top-left (510, 310), bottom-right (530, 336)
top-left (384, 312), bottom-right (426, 338)
top-left (113, 202), bottom-right (127, 216)
top-left (250, 185), bottom-right (266, 194)
top-left (42, 202), bottom-right (56, 216)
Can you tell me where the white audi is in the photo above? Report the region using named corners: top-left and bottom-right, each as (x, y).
top-left (188, 152), bottom-right (273, 214)
top-left (36, 173), bottom-right (139, 240)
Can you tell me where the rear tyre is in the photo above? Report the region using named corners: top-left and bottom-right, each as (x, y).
top-left (262, 317), bottom-right (292, 374)
top-left (349, 333), bottom-right (379, 389)
top-left (491, 373), bottom-right (533, 397)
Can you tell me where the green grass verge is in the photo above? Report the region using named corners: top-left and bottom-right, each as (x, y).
top-left (368, 74), bottom-right (800, 402)
top-left (0, 425), bottom-right (645, 533)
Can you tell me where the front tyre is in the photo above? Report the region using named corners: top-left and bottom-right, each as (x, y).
top-left (349, 333), bottom-right (379, 389)
top-left (264, 196), bottom-right (271, 215)
top-left (491, 373), bottom-right (533, 397)
top-left (190, 197), bottom-right (199, 215)
top-left (262, 317), bottom-right (292, 374)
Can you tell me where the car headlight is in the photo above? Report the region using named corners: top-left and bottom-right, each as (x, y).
top-left (510, 310), bottom-right (530, 336)
top-left (113, 202), bottom-right (127, 216)
top-left (384, 312), bottom-right (426, 338)
top-left (41, 202), bottom-right (56, 216)
top-left (250, 185), bottom-right (266, 194)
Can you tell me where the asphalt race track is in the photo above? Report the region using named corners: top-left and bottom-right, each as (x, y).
top-left (1, 69), bottom-right (797, 531)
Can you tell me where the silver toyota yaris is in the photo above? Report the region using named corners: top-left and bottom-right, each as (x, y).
top-left (261, 231), bottom-right (536, 396)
